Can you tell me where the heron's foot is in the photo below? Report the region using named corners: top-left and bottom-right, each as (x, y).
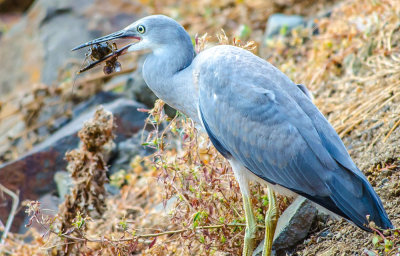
top-left (243, 222), bottom-right (257, 256)
top-left (242, 195), bottom-right (257, 256)
top-left (262, 187), bottom-right (278, 256)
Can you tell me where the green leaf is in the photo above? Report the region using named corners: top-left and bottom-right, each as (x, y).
top-left (220, 234), bottom-right (226, 243)
top-left (384, 239), bottom-right (393, 251)
top-left (280, 25), bottom-right (288, 36)
top-left (119, 219), bottom-right (127, 230)
top-left (262, 195), bottom-right (269, 206)
top-left (372, 235), bottom-right (380, 247)
top-left (193, 212), bottom-right (201, 222)
top-left (199, 235), bottom-right (205, 243)
top-left (238, 24), bottom-right (251, 40)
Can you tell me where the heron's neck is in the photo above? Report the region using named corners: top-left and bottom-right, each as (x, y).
top-left (143, 44), bottom-right (200, 122)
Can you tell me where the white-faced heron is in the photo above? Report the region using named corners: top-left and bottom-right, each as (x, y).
top-left (73, 15), bottom-right (393, 255)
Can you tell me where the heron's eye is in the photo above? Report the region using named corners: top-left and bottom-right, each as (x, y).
top-left (137, 25), bottom-right (146, 34)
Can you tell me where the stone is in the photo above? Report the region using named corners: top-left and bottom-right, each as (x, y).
top-left (0, 0), bottom-right (143, 100)
top-left (53, 171), bottom-right (73, 200)
top-left (109, 131), bottom-right (154, 175)
top-left (0, 0), bottom-right (94, 99)
top-left (0, 116), bottom-right (26, 162)
top-left (319, 229), bottom-right (332, 238)
top-left (0, 98), bottom-right (147, 232)
top-left (153, 196), bottom-right (177, 213)
top-left (273, 197), bottom-right (317, 250)
top-left (253, 197), bottom-right (317, 255)
top-left (0, 0), bottom-right (34, 13)
top-left (265, 14), bottom-right (305, 39)
top-left (72, 91), bottom-right (121, 117)
top-left (252, 246), bottom-right (276, 256)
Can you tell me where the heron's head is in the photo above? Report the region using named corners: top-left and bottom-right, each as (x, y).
top-left (72, 15), bottom-right (191, 55)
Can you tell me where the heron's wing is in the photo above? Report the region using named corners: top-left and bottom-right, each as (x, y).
top-left (296, 84), bottom-right (313, 100)
top-left (195, 45), bottom-right (392, 230)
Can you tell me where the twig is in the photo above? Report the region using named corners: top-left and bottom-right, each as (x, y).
top-left (370, 225), bottom-right (386, 241)
top-left (53, 222), bottom-right (264, 244)
top-left (0, 184), bottom-right (19, 245)
top-left (383, 118), bottom-right (400, 142)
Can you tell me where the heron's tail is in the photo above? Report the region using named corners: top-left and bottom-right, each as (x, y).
top-left (327, 171), bottom-right (393, 232)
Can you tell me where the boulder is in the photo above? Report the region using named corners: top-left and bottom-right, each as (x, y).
top-left (0, 0), bottom-right (94, 98)
top-left (53, 171), bottom-right (72, 200)
top-left (0, 0), bottom-right (143, 100)
top-left (264, 14), bottom-right (305, 39)
top-left (0, 0), bottom-right (34, 13)
top-left (109, 131), bottom-right (154, 175)
top-left (253, 197), bottom-right (317, 255)
top-left (72, 91), bottom-right (122, 117)
top-left (0, 98), bottom-right (147, 232)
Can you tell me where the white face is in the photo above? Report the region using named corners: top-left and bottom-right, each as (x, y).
top-left (127, 36), bottom-right (159, 52)
top-left (122, 15), bottom-right (185, 54)
top-left (122, 20), bottom-right (160, 52)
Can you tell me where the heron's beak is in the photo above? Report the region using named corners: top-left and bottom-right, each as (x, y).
top-left (72, 29), bottom-right (141, 51)
top-left (71, 29), bottom-right (141, 73)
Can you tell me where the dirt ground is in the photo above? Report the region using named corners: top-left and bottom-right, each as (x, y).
top-left (294, 166), bottom-right (400, 255)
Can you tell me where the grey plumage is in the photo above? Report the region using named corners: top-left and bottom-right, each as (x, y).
top-left (196, 45), bottom-right (391, 231)
top-left (73, 15), bottom-right (393, 234)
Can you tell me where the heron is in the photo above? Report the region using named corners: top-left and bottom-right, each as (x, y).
top-left (73, 15), bottom-right (393, 255)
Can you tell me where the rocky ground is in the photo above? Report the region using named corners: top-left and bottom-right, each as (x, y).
top-left (0, 0), bottom-right (399, 255)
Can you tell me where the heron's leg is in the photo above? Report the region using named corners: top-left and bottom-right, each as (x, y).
top-left (229, 160), bottom-right (257, 256)
top-left (262, 186), bottom-right (278, 256)
top-left (241, 188), bottom-right (257, 256)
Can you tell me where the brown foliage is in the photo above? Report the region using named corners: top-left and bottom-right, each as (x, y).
top-left (57, 106), bottom-right (115, 255)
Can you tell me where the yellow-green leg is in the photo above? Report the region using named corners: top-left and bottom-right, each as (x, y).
top-left (229, 160), bottom-right (257, 256)
top-left (262, 186), bottom-right (278, 256)
top-left (242, 193), bottom-right (257, 256)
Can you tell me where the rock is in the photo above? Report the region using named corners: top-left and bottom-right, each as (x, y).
top-left (253, 197), bottom-right (317, 255)
top-left (273, 197), bottom-right (317, 250)
top-left (0, 0), bottom-right (147, 159)
top-left (363, 249), bottom-right (378, 256)
top-left (0, 0), bottom-right (143, 100)
top-left (252, 244), bottom-right (276, 256)
top-left (105, 183), bottom-right (120, 196)
top-left (38, 0), bottom-right (97, 85)
top-left (53, 171), bottom-right (73, 200)
top-left (0, 116), bottom-right (26, 161)
top-left (264, 14), bottom-right (305, 39)
top-left (0, 0), bottom-right (34, 13)
top-left (153, 196), bottom-right (177, 213)
top-left (0, 98), bottom-right (147, 232)
top-left (263, 9), bottom-right (334, 47)
top-left (72, 91), bottom-right (121, 117)
top-left (0, 0), bottom-right (94, 98)
top-left (109, 131), bottom-right (154, 175)
top-left (319, 229), bottom-right (332, 238)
